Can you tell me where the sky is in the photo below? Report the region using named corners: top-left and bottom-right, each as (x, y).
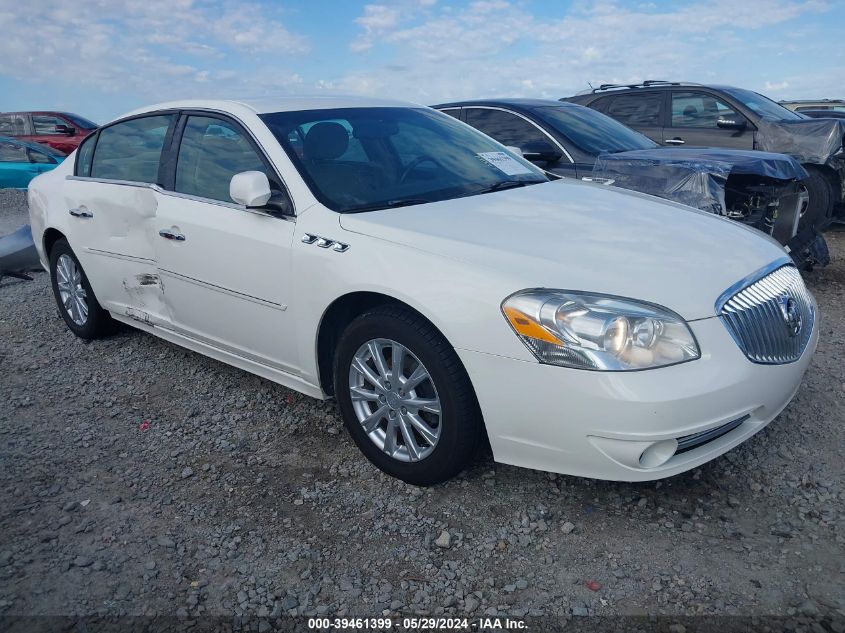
top-left (0, 0), bottom-right (843, 124)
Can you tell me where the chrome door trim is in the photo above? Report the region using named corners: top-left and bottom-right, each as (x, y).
top-left (157, 268), bottom-right (288, 311)
top-left (461, 105), bottom-right (574, 163)
top-left (65, 175), bottom-right (292, 221)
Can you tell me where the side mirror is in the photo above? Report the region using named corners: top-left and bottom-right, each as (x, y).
top-left (55, 124), bottom-right (76, 136)
top-left (716, 116), bottom-right (747, 130)
top-left (230, 171), bottom-right (272, 207)
top-left (520, 140), bottom-right (563, 163)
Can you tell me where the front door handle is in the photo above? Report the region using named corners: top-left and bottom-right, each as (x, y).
top-left (68, 207), bottom-right (93, 218)
top-left (158, 229), bottom-right (186, 242)
top-left (665, 138), bottom-right (685, 145)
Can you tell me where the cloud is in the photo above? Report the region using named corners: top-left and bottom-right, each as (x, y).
top-left (0, 0), bottom-right (309, 109)
top-left (340, 0), bottom-right (833, 102)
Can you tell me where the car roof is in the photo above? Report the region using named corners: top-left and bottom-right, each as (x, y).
top-left (433, 98), bottom-right (581, 110)
top-left (119, 96), bottom-right (423, 120)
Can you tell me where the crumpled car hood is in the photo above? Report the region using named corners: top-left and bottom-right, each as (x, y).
top-left (756, 117), bottom-right (845, 166)
top-left (339, 179), bottom-right (788, 320)
top-left (605, 147), bottom-right (808, 180)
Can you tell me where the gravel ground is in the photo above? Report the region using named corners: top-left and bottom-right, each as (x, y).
top-left (1, 191), bottom-right (843, 627)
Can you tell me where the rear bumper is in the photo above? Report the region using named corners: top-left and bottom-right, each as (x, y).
top-left (458, 314), bottom-right (818, 481)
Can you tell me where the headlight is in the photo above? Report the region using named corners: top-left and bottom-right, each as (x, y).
top-left (502, 290), bottom-right (700, 371)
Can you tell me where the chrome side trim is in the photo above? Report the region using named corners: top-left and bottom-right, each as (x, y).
top-left (85, 248), bottom-right (155, 265)
top-left (461, 106), bottom-right (575, 164)
top-left (158, 268), bottom-right (287, 311)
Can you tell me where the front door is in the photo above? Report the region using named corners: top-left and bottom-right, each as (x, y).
top-left (665, 91), bottom-right (755, 149)
top-left (61, 113), bottom-right (175, 322)
top-left (154, 113), bottom-right (299, 373)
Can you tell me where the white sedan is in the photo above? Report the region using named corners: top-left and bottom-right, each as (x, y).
top-left (28, 97), bottom-right (818, 485)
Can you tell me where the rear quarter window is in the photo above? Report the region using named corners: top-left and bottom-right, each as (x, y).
top-left (75, 133), bottom-right (96, 177)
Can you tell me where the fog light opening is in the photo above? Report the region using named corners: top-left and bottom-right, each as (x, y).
top-left (639, 439), bottom-right (679, 469)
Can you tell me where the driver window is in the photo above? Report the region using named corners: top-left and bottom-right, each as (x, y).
top-left (175, 116), bottom-right (280, 203)
top-left (671, 92), bottom-right (740, 128)
top-left (32, 115), bottom-right (67, 135)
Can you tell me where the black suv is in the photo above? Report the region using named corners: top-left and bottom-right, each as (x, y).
top-left (565, 81), bottom-right (845, 231)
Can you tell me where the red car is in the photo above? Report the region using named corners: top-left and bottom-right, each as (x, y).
top-left (0, 111), bottom-right (97, 155)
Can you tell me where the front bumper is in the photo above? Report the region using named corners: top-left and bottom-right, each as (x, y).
top-left (458, 314), bottom-right (818, 481)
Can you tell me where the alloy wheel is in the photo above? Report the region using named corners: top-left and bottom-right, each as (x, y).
top-left (56, 254), bottom-right (88, 326)
top-left (348, 338), bottom-right (442, 462)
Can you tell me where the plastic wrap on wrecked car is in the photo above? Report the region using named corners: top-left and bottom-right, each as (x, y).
top-left (591, 149), bottom-right (802, 215)
top-left (755, 118), bottom-right (845, 168)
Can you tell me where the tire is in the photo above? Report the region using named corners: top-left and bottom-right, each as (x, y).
top-left (801, 166), bottom-right (836, 232)
top-left (334, 304), bottom-right (482, 486)
top-left (49, 238), bottom-right (112, 339)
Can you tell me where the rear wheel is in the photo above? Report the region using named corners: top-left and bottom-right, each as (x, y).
top-left (49, 238), bottom-right (112, 339)
top-left (801, 166), bottom-right (836, 232)
top-left (334, 305), bottom-right (482, 486)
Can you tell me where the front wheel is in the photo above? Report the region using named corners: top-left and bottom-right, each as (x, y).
top-left (334, 305), bottom-right (482, 485)
top-left (801, 166), bottom-right (836, 232)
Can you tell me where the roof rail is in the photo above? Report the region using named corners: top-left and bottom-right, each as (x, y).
top-left (591, 80), bottom-right (699, 94)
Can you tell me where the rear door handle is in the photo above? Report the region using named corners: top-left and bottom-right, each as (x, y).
top-left (158, 229), bottom-right (186, 242)
top-left (68, 207), bottom-right (93, 218)
top-left (665, 138), bottom-right (685, 145)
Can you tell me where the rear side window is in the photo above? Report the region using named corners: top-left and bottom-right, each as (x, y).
top-left (91, 115), bottom-right (173, 184)
top-left (0, 114), bottom-right (28, 137)
top-left (606, 93), bottom-right (662, 127)
top-left (75, 133), bottom-right (96, 177)
top-left (175, 115), bottom-right (280, 203)
top-left (0, 140), bottom-right (27, 162)
top-left (464, 108), bottom-right (548, 148)
top-left (438, 108), bottom-right (462, 120)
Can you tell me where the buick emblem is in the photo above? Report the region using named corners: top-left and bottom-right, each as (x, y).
top-left (778, 296), bottom-right (802, 337)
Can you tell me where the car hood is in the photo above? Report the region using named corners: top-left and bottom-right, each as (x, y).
top-left (338, 179), bottom-right (788, 321)
top-left (756, 117), bottom-right (845, 166)
top-left (609, 147), bottom-right (807, 180)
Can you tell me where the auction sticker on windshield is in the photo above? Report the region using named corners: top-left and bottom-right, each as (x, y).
top-left (476, 151), bottom-right (533, 176)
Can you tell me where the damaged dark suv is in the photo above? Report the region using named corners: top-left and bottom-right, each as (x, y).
top-left (435, 99), bottom-right (827, 270)
top-left (565, 81), bottom-right (845, 232)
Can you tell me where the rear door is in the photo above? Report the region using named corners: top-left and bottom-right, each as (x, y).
top-left (665, 91), bottom-right (755, 149)
top-left (154, 112), bottom-right (299, 373)
top-left (62, 113), bottom-right (175, 322)
top-left (603, 92), bottom-right (665, 144)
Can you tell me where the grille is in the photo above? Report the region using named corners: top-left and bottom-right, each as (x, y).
top-left (718, 264), bottom-right (815, 364)
top-left (676, 415), bottom-right (749, 454)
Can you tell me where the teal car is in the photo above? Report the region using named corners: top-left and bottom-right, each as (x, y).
top-left (0, 136), bottom-right (64, 189)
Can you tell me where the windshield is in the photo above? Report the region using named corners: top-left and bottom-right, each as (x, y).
top-left (62, 113), bottom-right (98, 129)
top-left (260, 107), bottom-right (547, 213)
top-left (536, 105), bottom-right (658, 154)
top-left (721, 88), bottom-right (803, 121)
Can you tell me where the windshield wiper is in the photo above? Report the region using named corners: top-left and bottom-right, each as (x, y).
top-left (472, 180), bottom-right (542, 195)
top-left (345, 198), bottom-right (432, 213)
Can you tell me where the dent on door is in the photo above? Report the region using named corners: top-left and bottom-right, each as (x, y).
top-left (63, 180), bottom-right (167, 323)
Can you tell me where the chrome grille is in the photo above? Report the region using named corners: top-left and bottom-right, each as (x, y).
top-left (718, 264), bottom-right (815, 364)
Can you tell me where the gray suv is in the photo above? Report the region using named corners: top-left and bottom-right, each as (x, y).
top-left (565, 81), bottom-right (845, 231)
